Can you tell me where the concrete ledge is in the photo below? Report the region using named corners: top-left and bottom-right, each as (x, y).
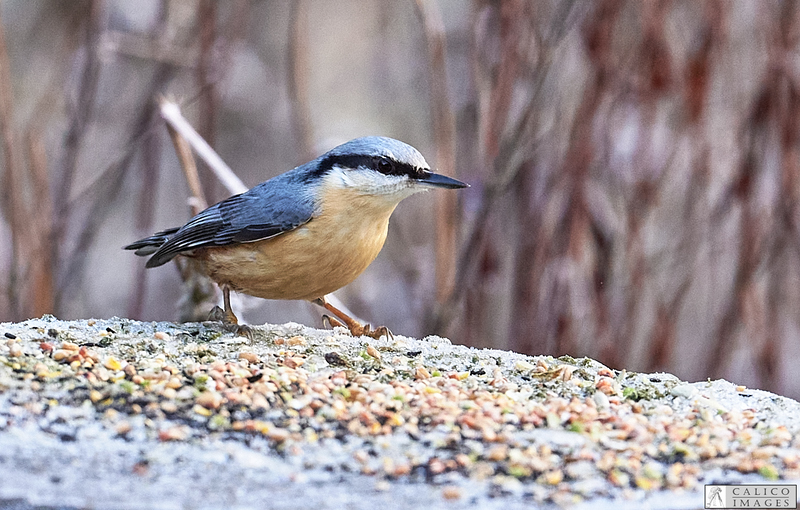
top-left (1, 316), bottom-right (798, 509)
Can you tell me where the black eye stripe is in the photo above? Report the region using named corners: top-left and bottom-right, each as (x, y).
top-left (317, 154), bottom-right (425, 178)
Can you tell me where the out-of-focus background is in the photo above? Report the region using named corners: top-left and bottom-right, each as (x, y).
top-left (2, 0), bottom-right (800, 398)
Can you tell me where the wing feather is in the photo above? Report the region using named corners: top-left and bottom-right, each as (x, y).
top-left (142, 169), bottom-right (317, 267)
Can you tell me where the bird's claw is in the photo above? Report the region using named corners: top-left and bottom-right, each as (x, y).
top-left (322, 314), bottom-right (391, 339)
top-left (322, 314), bottom-right (346, 329)
top-left (208, 306), bottom-right (227, 323)
top-left (209, 305), bottom-right (252, 340)
top-left (209, 305), bottom-right (239, 325)
top-left (231, 324), bottom-right (255, 341)
top-left (316, 297), bottom-right (392, 339)
top-left (349, 323), bottom-right (392, 340)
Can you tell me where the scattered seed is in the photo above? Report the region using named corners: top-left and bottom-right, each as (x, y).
top-left (515, 359), bottom-right (534, 371)
top-left (442, 486), bottom-right (462, 500)
top-left (115, 421), bottom-right (132, 435)
top-left (53, 350), bottom-right (70, 362)
top-left (159, 426), bottom-right (189, 441)
top-left (283, 357), bottom-right (304, 369)
top-left (61, 342), bottom-right (79, 351)
top-left (366, 345), bottom-right (381, 361)
top-left (196, 391), bottom-right (223, 409)
top-left (103, 356), bottom-right (123, 371)
top-left (238, 352), bottom-right (259, 364)
top-left (267, 427), bottom-right (290, 442)
top-left (428, 458), bottom-right (446, 475)
top-left (486, 444), bottom-right (508, 462)
top-left (287, 336), bottom-right (306, 346)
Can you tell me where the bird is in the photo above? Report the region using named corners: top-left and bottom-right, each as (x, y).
top-left (125, 136), bottom-right (468, 338)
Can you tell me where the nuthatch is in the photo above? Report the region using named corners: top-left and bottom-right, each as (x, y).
top-left (125, 136), bottom-right (468, 338)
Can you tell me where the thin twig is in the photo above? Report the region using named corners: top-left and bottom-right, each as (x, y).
top-left (163, 108), bottom-right (208, 214)
top-left (196, 0), bottom-right (219, 203)
top-left (159, 99), bottom-right (248, 195)
top-left (159, 98), bottom-right (216, 322)
top-left (287, 0), bottom-right (315, 162)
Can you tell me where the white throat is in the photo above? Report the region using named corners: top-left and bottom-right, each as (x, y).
top-left (324, 165), bottom-right (426, 203)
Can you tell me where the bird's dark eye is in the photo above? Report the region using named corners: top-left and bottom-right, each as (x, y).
top-left (377, 158), bottom-right (395, 175)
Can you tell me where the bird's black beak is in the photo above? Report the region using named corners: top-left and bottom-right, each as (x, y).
top-left (416, 171), bottom-right (469, 189)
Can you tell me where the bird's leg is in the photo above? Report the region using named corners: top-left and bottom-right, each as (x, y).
top-left (221, 285), bottom-right (239, 325)
top-left (209, 284), bottom-right (239, 324)
top-left (209, 285), bottom-right (252, 339)
top-left (313, 297), bottom-right (391, 340)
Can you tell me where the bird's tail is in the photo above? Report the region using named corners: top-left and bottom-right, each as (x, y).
top-left (123, 227), bottom-right (180, 257)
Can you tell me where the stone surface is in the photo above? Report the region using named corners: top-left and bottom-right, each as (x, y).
top-left (0, 316), bottom-right (798, 510)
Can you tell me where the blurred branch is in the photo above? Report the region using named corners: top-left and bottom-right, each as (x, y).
top-left (415, 0), bottom-right (460, 323)
top-left (128, 1), bottom-right (170, 320)
top-left (288, 0), bottom-right (315, 162)
top-left (53, 0), bottom-right (106, 247)
top-left (103, 29), bottom-right (197, 68)
top-left (58, 143), bottom-right (144, 304)
top-left (159, 96), bottom-right (216, 322)
top-left (433, 0), bottom-right (525, 337)
top-left (58, 63), bottom-right (175, 304)
top-left (195, 0), bottom-right (220, 203)
top-left (159, 99), bottom-right (248, 195)
top-left (645, 278), bottom-right (691, 372)
top-left (436, 0), bottom-right (582, 338)
top-left (25, 131), bottom-right (55, 317)
top-left (0, 12), bottom-right (27, 318)
top-left (707, 2), bottom-right (799, 389)
top-left (164, 113), bottom-right (207, 215)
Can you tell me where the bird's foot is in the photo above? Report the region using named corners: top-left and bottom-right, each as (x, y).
top-left (208, 306), bottom-right (252, 339)
top-left (208, 306), bottom-right (228, 323)
top-left (316, 297), bottom-right (392, 340)
top-left (324, 314), bottom-right (391, 340)
top-left (356, 324), bottom-right (392, 340)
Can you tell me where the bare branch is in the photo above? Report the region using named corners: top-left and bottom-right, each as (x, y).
top-left (159, 99), bottom-right (248, 195)
top-left (25, 130), bottom-right (54, 317)
top-left (0, 11), bottom-right (26, 318)
top-left (287, 0), bottom-right (315, 162)
top-left (53, 0), bottom-right (106, 245)
top-left (415, 0), bottom-right (461, 323)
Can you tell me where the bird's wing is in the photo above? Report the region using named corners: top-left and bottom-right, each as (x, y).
top-left (145, 174), bottom-right (316, 267)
